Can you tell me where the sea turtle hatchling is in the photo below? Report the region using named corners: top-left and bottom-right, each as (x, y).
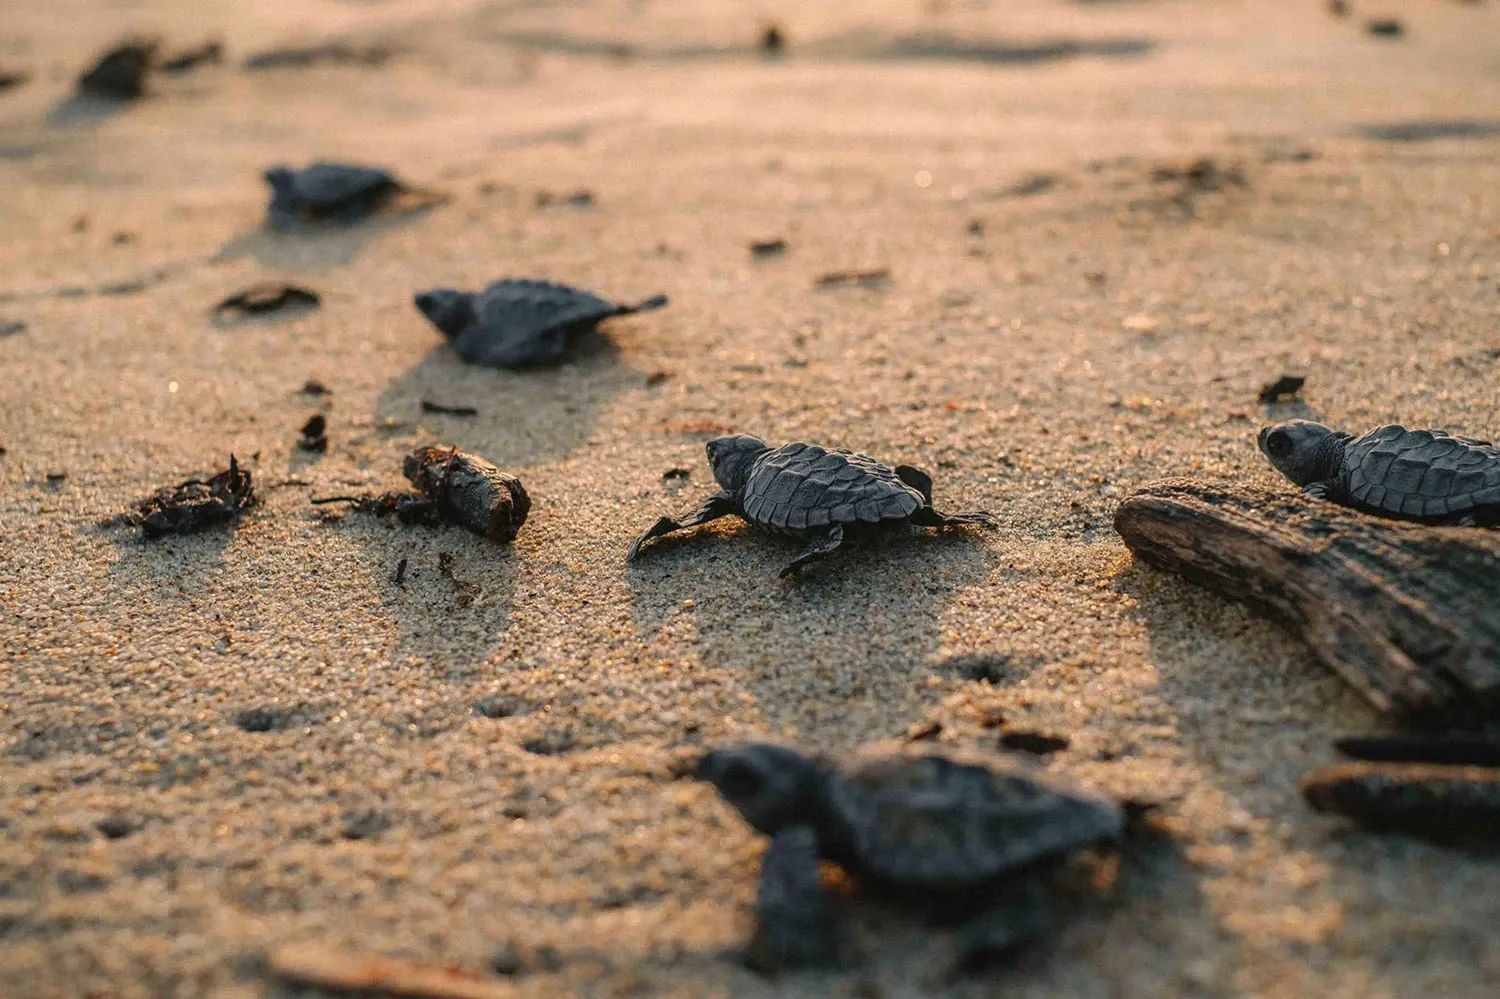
top-left (264, 162), bottom-right (438, 230)
top-left (1259, 420), bottom-right (1500, 524)
top-left (626, 435), bottom-right (995, 576)
top-left (698, 741), bottom-right (1126, 973)
top-left (414, 279), bottom-right (668, 368)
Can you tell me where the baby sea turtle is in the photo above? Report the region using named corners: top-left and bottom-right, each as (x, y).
top-left (1259, 420), bottom-right (1500, 524)
top-left (264, 162), bottom-right (438, 230)
top-left (414, 279), bottom-right (668, 368)
top-left (627, 435), bottom-right (995, 576)
top-left (699, 741), bottom-right (1125, 973)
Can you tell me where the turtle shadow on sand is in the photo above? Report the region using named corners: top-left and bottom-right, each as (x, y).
top-left (213, 209), bottom-right (436, 275)
top-left (374, 328), bottom-right (643, 469)
top-left (1111, 560), bottom-right (1373, 822)
top-left (315, 515), bottom-right (520, 680)
top-left (45, 94), bottom-right (133, 129)
top-left (626, 523), bottom-right (996, 744)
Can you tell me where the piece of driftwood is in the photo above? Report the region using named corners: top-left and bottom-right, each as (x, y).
top-left (1113, 478), bottom-right (1500, 728)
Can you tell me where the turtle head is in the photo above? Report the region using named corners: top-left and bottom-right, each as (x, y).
top-left (263, 166), bottom-right (296, 196)
top-left (414, 289), bottom-right (476, 339)
top-left (1258, 419), bottom-right (1347, 486)
top-left (697, 742), bottom-right (818, 835)
top-left (706, 435), bottom-right (769, 493)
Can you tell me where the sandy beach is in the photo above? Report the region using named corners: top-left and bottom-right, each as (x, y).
top-left (4, 1), bottom-right (1500, 996)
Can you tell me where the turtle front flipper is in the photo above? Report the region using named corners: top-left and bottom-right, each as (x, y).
top-left (745, 826), bottom-right (838, 974)
top-left (626, 492), bottom-right (736, 561)
top-left (951, 873), bottom-right (1054, 975)
top-left (908, 506), bottom-right (997, 530)
top-left (778, 524), bottom-right (844, 578)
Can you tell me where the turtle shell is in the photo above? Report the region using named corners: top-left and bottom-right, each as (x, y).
top-left (1344, 425), bottom-right (1500, 519)
top-left (819, 744), bottom-right (1123, 892)
top-left (452, 280), bottom-right (621, 367)
top-left (267, 163), bottom-right (400, 226)
top-left (739, 442), bottom-right (923, 533)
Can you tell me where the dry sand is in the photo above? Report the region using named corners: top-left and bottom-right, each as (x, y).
top-left (3, 1), bottom-right (1500, 996)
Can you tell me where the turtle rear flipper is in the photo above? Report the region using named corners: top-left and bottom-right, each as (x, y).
top-left (778, 524), bottom-right (844, 578)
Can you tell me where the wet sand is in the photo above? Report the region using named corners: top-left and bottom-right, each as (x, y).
top-left (3, 1), bottom-right (1500, 996)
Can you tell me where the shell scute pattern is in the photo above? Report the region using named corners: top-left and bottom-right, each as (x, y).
top-left (829, 748), bottom-right (1121, 890)
top-left (741, 443), bottom-right (922, 533)
top-left (1347, 425), bottom-right (1500, 516)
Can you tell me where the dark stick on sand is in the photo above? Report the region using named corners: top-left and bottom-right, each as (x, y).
top-left (1113, 478), bottom-right (1500, 729)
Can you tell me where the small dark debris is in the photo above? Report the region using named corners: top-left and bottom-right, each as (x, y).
top-left (300, 380), bottom-right (329, 396)
top-left (535, 189), bottom-right (594, 208)
top-left (340, 809), bottom-right (391, 841)
top-left (1366, 18), bottom-right (1404, 37)
top-left (1258, 375), bottom-right (1305, 403)
top-left (391, 557), bottom-right (408, 587)
top-left (298, 414), bottom-right (328, 453)
top-left (814, 269), bottom-right (891, 290)
top-left (233, 706), bottom-right (304, 733)
top-left (662, 468), bottom-right (691, 481)
top-left (0, 320), bottom-right (26, 337)
top-left (760, 24), bottom-right (785, 56)
top-left (0, 446), bottom-right (7, 456)
top-left (1328, 0), bottom-right (1349, 16)
top-left (95, 815), bottom-right (135, 840)
top-left (213, 283), bottom-right (320, 319)
top-left (0, 69), bottom-right (28, 91)
top-left (490, 943), bottom-right (525, 976)
top-left (111, 232), bottom-right (135, 246)
top-left (130, 455), bottom-right (255, 539)
top-left (904, 720), bottom-right (943, 742)
top-left (45, 472), bottom-right (67, 483)
top-left (473, 695), bottom-right (535, 720)
top-left (420, 399), bottom-right (479, 417)
top-left (1152, 157), bottom-right (1246, 192)
top-left (1336, 734), bottom-right (1500, 768)
top-left (1000, 730), bottom-right (1070, 755)
top-left (645, 370), bottom-right (673, 387)
top-left (160, 41), bottom-right (223, 73)
top-left (1003, 173), bottom-right (1057, 198)
top-left (939, 653), bottom-right (1013, 684)
top-left (77, 39), bottom-right (157, 100)
top-left (750, 238), bottom-right (787, 258)
top-left (438, 551), bottom-right (482, 609)
top-left (966, 220), bottom-right (984, 236)
top-left (244, 42), bottom-right (395, 71)
top-left (522, 731), bottom-right (577, 755)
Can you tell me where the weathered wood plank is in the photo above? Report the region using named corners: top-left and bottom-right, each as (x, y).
top-left (1113, 478), bottom-right (1500, 728)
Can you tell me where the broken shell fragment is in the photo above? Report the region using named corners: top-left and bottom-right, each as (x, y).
top-left (402, 444), bottom-right (529, 542)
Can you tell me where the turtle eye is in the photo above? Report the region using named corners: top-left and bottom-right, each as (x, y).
top-left (1265, 429), bottom-right (1293, 458)
top-left (715, 760), bottom-right (763, 800)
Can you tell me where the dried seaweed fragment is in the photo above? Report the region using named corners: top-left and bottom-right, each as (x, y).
top-left (130, 455), bottom-right (255, 538)
top-left (312, 445), bottom-right (528, 542)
